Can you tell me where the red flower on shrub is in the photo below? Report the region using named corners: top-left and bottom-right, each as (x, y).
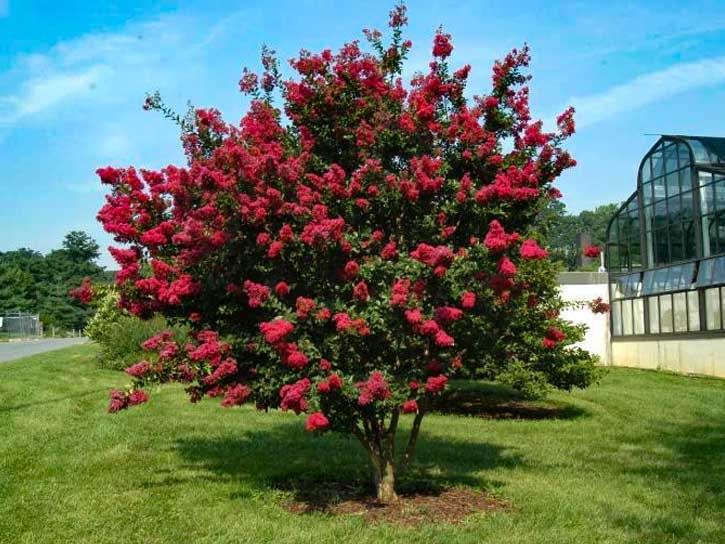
top-left (589, 297), bottom-right (610, 314)
top-left (520, 239), bottom-right (548, 260)
top-left (402, 400), bottom-right (419, 414)
top-left (69, 276), bottom-right (93, 304)
top-left (583, 245), bottom-right (601, 258)
top-left (460, 291), bottom-right (476, 309)
top-left (305, 411), bottom-right (330, 432)
top-left (425, 375), bottom-right (448, 394)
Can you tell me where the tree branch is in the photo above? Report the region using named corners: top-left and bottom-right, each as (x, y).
top-left (398, 408), bottom-right (425, 475)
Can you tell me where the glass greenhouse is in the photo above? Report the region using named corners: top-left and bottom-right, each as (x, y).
top-left (607, 135), bottom-right (725, 338)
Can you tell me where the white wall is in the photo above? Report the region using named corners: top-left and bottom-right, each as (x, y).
top-left (611, 338), bottom-right (725, 378)
top-left (558, 280), bottom-right (611, 365)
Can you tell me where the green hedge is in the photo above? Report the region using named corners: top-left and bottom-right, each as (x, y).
top-left (85, 286), bottom-right (188, 370)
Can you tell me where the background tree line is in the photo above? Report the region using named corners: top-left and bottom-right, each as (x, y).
top-left (539, 201), bottom-right (619, 271)
top-left (0, 231), bottom-right (111, 332)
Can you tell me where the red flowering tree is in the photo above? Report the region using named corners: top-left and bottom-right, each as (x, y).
top-left (96, 4), bottom-right (598, 502)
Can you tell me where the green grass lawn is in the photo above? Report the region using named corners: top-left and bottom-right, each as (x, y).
top-left (1, 344), bottom-right (723, 544)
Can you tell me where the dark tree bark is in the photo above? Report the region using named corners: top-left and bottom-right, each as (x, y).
top-left (354, 408), bottom-right (426, 504)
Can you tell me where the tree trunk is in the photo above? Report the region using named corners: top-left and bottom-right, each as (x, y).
top-left (370, 440), bottom-right (398, 503)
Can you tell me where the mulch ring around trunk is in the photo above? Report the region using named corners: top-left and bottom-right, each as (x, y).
top-left (279, 480), bottom-right (511, 526)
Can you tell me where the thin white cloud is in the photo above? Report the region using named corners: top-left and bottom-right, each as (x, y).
top-left (64, 180), bottom-right (106, 194)
top-left (0, 10), bottom-right (245, 127)
top-left (0, 1), bottom-right (8, 18)
top-left (568, 56), bottom-right (725, 128)
top-left (0, 65), bottom-right (110, 123)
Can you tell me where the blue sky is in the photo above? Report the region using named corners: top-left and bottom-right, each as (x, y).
top-left (1, 0), bottom-right (724, 268)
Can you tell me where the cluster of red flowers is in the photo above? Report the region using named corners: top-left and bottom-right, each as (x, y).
top-left (583, 245), bottom-right (601, 258)
top-left (108, 389), bottom-right (148, 413)
top-left (542, 326), bottom-right (566, 349)
top-left (69, 276), bottom-right (93, 304)
top-left (589, 297), bottom-right (610, 314)
top-left (356, 371), bottom-right (391, 406)
top-left (280, 378), bottom-right (311, 414)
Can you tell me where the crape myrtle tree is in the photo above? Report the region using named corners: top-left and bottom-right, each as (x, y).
top-left (96, 4), bottom-right (599, 502)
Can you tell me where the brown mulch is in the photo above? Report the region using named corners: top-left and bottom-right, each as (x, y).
top-left (281, 481), bottom-right (510, 526)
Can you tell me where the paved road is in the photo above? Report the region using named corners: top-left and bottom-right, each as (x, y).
top-left (0, 338), bottom-right (89, 363)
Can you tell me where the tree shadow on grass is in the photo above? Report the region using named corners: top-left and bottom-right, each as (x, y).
top-left (143, 420), bottom-right (522, 506)
top-left (430, 380), bottom-right (588, 420)
top-left (0, 388), bottom-right (107, 413)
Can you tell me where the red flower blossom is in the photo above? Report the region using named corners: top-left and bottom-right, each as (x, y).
top-left (221, 384), bottom-right (252, 407)
top-left (125, 360), bottom-right (152, 378)
top-left (390, 279), bottom-right (411, 307)
top-left (305, 411), bottom-right (330, 432)
top-left (434, 306), bottom-right (463, 323)
top-left (542, 326), bottom-right (566, 349)
top-left (402, 400), bottom-right (419, 414)
top-left (128, 390), bottom-right (149, 407)
top-left (460, 291), bottom-right (476, 309)
top-left (434, 329), bottom-right (454, 347)
top-left (280, 378), bottom-right (311, 414)
top-left (583, 245), bottom-right (601, 258)
top-left (243, 280), bottom-right (270, 308)
top-left (484, 220), bottom-right (519, 253)
top-left (520, 239), bottom-right (548, 260)
top-left (353, 281), bottom-right (370, 301)
top-left (260, 319), bottom-right (294, 344)
top-left (425, 375), bottom-right (448, 394)
top-left (343, 260), bottom-right (360, 280)
top-left (69, 276), bottom-right (93, 304)
top-left (356, 371), bottom-right (391, 406)
top-left (498, 256), bottom-right (517, 277)
top-left (405, 308), bottom-right (423, 324)
top-left (274, 282), bottom-right (290, 296)
top-left (296, 296), bottom-right (316, 319)
top-left (589, 297), bottom-right (610, 314)
top-left (432, 30), bottom-right (453, 58)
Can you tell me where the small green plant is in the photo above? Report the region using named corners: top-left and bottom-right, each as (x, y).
top-left (85, 285), bottom-right (187, 370)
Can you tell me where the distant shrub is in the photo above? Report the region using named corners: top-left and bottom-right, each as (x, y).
top-left (85, 286), bottom-right (187, 370)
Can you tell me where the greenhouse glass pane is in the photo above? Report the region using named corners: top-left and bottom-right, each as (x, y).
top-left (681, 190), bottom-right (694, 220)
top-left (664, 144), bottom-right (678, 173)
top-left (654, 199), bottom-right (667, 229)
top-left (713, 256), bottom-right (725, 284)
top-left (679, 168), bottom-right (692, 192)
top-left (659, 295), bottom-right (673, 333)
top-left (633, 298), bottom-right (645, 335)
top-left (652, 150), bottom-right (664, 177)
top-left (654, 176), bottom-right (666, 202)
top-left (611, 301), bottom-right (622, 336)
top-left (684, 221), bottom-right (697, 259)
top-left (648, 296), bottom-right (660, 333)
top-left (641, 157), bottom-right (652, 183)
top-left (668, 172), bottom-right (680, 199)
top-left (697, 258), bottom-right (714, 285)
top-left (667, 195), bottom-right (681, 221)
top-left (642, 181), bottom-right (653, 206)
top-left (705, 288), bottom-right (721, 330)
top-left (687, 291), bottom-right (700, 331)
top-left (716, 179), bottom-right (725, 212)
top-left (673, 292), bottom-right (688, 332)
top-left (700, 182), bottom-right (714, 215)
top-left (686, 139), bottom-right (713, 163)
top-left (622, 299), bottom-right (633, 335)
top-left (677, 143), bottom-right (690, 168)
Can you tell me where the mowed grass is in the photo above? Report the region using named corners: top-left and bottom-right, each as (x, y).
top-left (1, 345), bottom-right (723, 544)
